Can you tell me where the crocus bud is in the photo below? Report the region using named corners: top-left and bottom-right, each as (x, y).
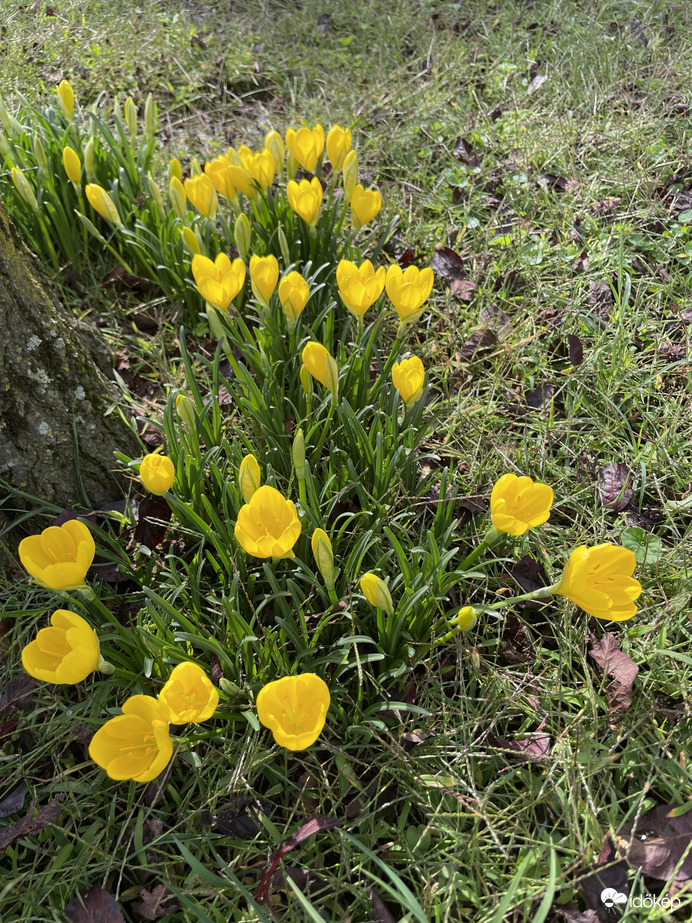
top-left (169, 158), bottom-right (183, 183)
top-left (277, 225), bottom-right (291, 267)
top-left (238, 454), bottom-right (261, 503)
top-left (182, 226), bottom-right (200, 255)
top-left (0, 131), bottom-right (11, 156)
top-left (75, 210), bottom-right (107, 244)
top-left (0, 95), bottom-right (16, 135)
top-left (292, 428), bottom-right (306, 480)
top-left (84, 137), bottom-right (96, 182)
top-left (286, 150), bottom-right (299, 182)
top-left (264, 129), bottom-right (284, 177)
top-left (147, 172), bottom-right (165, 217)
top-left (169, 176), bottom-right (187, 220)
top-left (190, 156), bottom-right (202, 177)
top-left (33, 136), bottom-right (48, 172)
top-left (124, 97), bottom-right (137, 138)
top-left (311, 529), bottom-right (335, 593)
top-left (85, 183), bottom-right (123, 227)
top-left (11, 168), bottom-right (39, 214)
top-left (300, 365), bottom-right (313, 400)
top-left (63, 146), bottom-right (82, 185)
top-left (360, 572), bottom-right (394, 616)
top-left (144, 93), bottom-right (157, 142)
top-left (113, 95), bottom-right (122, 127)
top-left (456, 606), bottom-right (478, 631)
top-left (234, 212), bottom-right (251, 260)
top-left (175, 393), bottom-right (196, 431)
top-left (342, 150), bottom-right (358, 203)
top-left (57, 80), bottom-right (75, 120)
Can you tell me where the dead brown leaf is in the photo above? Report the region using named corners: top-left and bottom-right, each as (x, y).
top-left (130, 884), bottom-right (179, 921)
top-left (599, 463), bottom-right (633, 512)
top-left (64, 886), bottom-right (125, 923)
top-left (617, 804), bottom-right (692, 892)
top-left (589, 633), bottom-right (638, 715)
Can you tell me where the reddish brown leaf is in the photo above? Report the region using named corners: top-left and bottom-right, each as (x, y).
top-left (453, 136), bottom-right (479, 166)
top-left (449, 278), bottom-right (477, 301)
top-left (133, 496), bottom-right (172, 549)
top-left (487, 724), bottom-right (551, 761)
top-left (63, 886), bottom-right (125, 923)
top-left (130, 884), bottom-right (179, 921)
top-left (0, 676), bottom-right (36, 715)
top-left (500, 612), bottom-right (535, 664)
top-left (479, 305), bottom-right (510, 339)
top-left (370, 887), bottom-right (398, 923)
top-left (525, 382), bottom-right (556, 409)
top-left (617, 804), bottom-right (692, 890)
top-left (431, 247), bottom-right (465, 280)
top-left (0, 781), bottom-right (26, 819)
top-left (511, 555), bottom-right (550, 595)
top-left (587, 281), bottom-right (613, 319)
top-left (599, 463), bottom-right (633, 512)
top-left (458, 329), bottom-right (497, 359)
top-left (589, 633), bottom-right (638, 715)
top-left (0, 798), bottom-right (63, 853)
top-left (568, 333), bottom-right (584, 366)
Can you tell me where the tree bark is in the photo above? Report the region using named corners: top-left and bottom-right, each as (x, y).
top-left (0, 201), bottom-right (140, 523)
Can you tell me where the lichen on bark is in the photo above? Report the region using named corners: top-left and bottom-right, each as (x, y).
top-left (0, 200), bottom-right (140, 520)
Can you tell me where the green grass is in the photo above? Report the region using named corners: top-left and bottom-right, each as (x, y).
top-left (2, 0), bottom-right (692, 920)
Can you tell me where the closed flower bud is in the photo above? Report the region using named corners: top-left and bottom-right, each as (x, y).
top-left (360, 572), bottom-right (394, 616)
top-left (311, 529), bottom-right (335, 592)
top-left (238, 454), bottom-right (261, 503)
top-left (292, 428), bottom-right (306, 480)
top-left (234, 212), bottom-right (252, 260)
top-left (257, 674), bottom-right (330, 750)
top-left (456, 606), bottom-right (478, 631)
top-left (287, 177), bottom-right (322, 227)
top-left (75, 211), bottom-right (107, 245)
top-left (33, 136), bottom-right (48, 172)
top-left (57, 79), bottom-right (75, 120)
top-left (175, 393), bottom-right (197, 431)
top-left (249, 253), bottom-right (279, 309)
top-left (86, 183), bottom-right (123, 227)
top-left (147, 172), bottom-right (165, 216)
top-left (0, 94), bottom-right (17, 135)
top-left (169, 176), bottom-right (187, 220)
top-left (286, 150), bottom-right (299, 182)
top-left (350, 184), bottom-right (382, 230)
top-left (264, 129), bottom-right (285, 176)
top-left (326, 124), bottom-right (352, 173)
top-left (11, 168), bottom-right (39, 214)
top-left (158, 662), bottom-right (219, 724)
top-left (144, 92), bottom-right (157, 141)
top-left (89, 694), bottom-right (173, 783)
top-left (169, 157), bottom-right (183, 183)
top-left (342, 150), bottom-right (358, 203)
top-left (277, 225), bottom-right (291, 266)
top-left (139, 453), bottom-right (175, 495)
top-left (490, 474), bottom-right (553, 537)
top-left (22, 610), bottom-right (100, 684)
top-left (84, 137), bottom-right (96, 182)
top-left (279, 271), bottom-right (309, 326)
top-left (300, 365), bottom-right (313, 399)
top-left (62, 146), bottom-right (82, 185)
top-left (124, 97), bottom-right (137, 138)
top-left (184, 173), bottom-right (218, 219)
top-left (182, 226), bottom-right (200, 255)
top-left (392, 356), bottom-right (425, 406)
top-left (301, 342), bottom-right (338, 398)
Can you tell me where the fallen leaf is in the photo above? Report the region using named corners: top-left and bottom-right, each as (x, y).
top-left (599, 463), bottom-right (633, 512)
top-left (479, 305), bottom-right (511, 339)
top-left (370, 887), bottom-right (398, 923)
top-left (133, 496), bottom-right (172, 549)
top-left (458, 329), bottom-right (497, 359)
top-left (525, 382), bottom-right (556, 409)
top-left (511, 555), bottom-right (551, 597)
top-left (537, 173), bottom-right (567, 191)
top-left (449, 278), bottom-right (477, 301)
top-left (487, 721), bottom-right (550, 761)
top-left (453, 135), bottom-right (479, 166)
top-left (500, 611), bottom-right (535, 664)
top-left (527, 73), bottom-right (549, 94)
top-left (0, 676), bottom-right (37, 715)
top-left (130, 884), bottom-right (179, 921)
top-left (0, 781), bottom-right (27, 819)
top-left (568, 333), bottom-right (584, 366)
top-left (431, 246), bottom-right (465, 280)
top-left (586, 281), bottom-right (613, 320)
top-left (0, 798), bottom-right (63, 853)
top-left (63, 886), bottom-right (125, 923)
top-left (589, 634), bottom-right (638, 715)
top-left (617, 804), bottom-right (692, 892)
top-left (580, 838), bottom-right (630, 921)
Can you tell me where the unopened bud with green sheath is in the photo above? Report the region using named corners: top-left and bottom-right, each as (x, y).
top-left (238, 454), bottom-right (261, 503)
top-left (234, 213), bottom-right (251, 260)
top-left (312, 529), bottom-right (336, 594)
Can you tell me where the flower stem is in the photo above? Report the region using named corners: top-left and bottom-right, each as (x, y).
top-left (456, 525), bottom-right (500, 572)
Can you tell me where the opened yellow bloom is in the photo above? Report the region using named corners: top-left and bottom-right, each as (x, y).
top-left (235, 485), bottom-right (301, 559)
top-left (19, 520), bottom-right (95, 591)
top-left (350, 184), bottom-right (382, 230)
top-left (302, 342), bottom-right (338, 397)
top-left (89, 695), bottom-right (173, 783)
top-left (22, 610), bottom-right (99, 684)
top-left (336, 259), bottom-right (386, 319)
top-left (555, 544), bottom-right (641, 621)
top-left (62, 146), bottom-right (82, 184)
top-left (392, 356), bottom-right (425, 405)
top-left (139, 453), bottom-right (175, 495)
top-left (326, 124), bottom-right (352, 173)
top-left (204, 154), bottom-right (237, 201)
top-left (192, 253), bottom-right (246, 311)
top-left (490, 474), bottom-right (553, 536)
top-left (85, 184), bottom-right (122, 227)
top-left (285, 125), bottom-right (325, 173)
top-left (257, 674), bottom-right (330, 750)
top-left (278, 271), bottom-right (310, 323)
top-left (158, 662), bottom-right (219, 724)
top-left (184, 173), bottom-right (218, 218)
top-left (228, 145), bottom-right (275, 199)
top-left (287, 177), bottom-right (322, 227)
top-left (238, 454), bottom-right (261, 503)
top-left (360, 572), bottom-right (394, 615)
top-left (385, 265), bottom-right (435, 324)
top-left (57, 80), bottom-right (74, 120)
top-left (249, 254), bottom-right (279, 308)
